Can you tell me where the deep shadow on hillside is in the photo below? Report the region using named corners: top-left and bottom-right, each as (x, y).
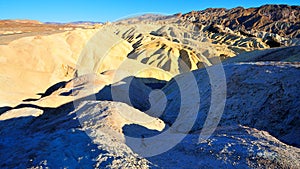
top-left (0, 102), bottom-right (104, 168)
top-left (1, 64), bottom-right (300, 168)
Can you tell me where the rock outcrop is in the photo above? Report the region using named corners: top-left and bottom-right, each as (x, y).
top-left (0, 4), bottom-right (299, 168)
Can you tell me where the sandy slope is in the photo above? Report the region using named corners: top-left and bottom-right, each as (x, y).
top-left (0, 6), bottom-right (299, 167)
top-left (1, 20), bottom-right (296, 107)
top-left (0, 29), bottom-right (98, 107)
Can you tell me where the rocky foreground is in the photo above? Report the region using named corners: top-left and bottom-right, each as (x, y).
top-left (0, 4), bottom-right (300, 169)
top-left (0, 61), bottom-right (299, 168)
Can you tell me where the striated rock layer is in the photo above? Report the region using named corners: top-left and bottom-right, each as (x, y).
top-left (0, 4), bottom-right (299, 168)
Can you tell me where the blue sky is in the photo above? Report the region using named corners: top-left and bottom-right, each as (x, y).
top-left (1, 0), bottom-right (299, 22)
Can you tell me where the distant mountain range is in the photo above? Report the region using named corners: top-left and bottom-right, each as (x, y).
top-left (0, 4), bottom-right (300, 168)
top-left (23, 4), bottom-right (300, 39)
top-left (44, 21), bottom-right (103, 25)
top-left (118, 4), bottom-right (300, 39)
top-left (180, 4), bottom-right (300, 38)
